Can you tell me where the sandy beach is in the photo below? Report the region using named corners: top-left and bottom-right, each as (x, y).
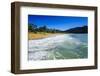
top-left (28, 32), bottom-right (62, 40)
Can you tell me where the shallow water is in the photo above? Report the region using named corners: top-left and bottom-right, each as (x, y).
top-left (28, 34), bottom-right (88, 61)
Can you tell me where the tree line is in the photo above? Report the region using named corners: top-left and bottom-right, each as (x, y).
top-left (28, 23), bottom-right (88, 33)
top-left (28, 23), bottom-right (61, 33)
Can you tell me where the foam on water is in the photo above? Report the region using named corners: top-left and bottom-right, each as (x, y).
top-left (28, 34), bottom-right (87, 60)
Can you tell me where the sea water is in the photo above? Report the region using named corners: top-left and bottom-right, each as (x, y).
top-left (28, 34), bottom-right (88, 60)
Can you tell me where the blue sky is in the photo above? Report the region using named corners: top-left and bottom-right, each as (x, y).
top-left (28, 15), bottom-right (88, 31)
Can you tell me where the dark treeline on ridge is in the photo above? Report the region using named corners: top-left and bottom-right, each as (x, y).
top-left (28, 23), bottom-right (88, 33)
top-left (28, 23), bottom-right (62, 33)
top-left (64, 26), bottom-right (88, 33)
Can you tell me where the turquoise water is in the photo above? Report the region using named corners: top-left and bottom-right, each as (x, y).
top-left (28, 34), bottom-right (88, 60)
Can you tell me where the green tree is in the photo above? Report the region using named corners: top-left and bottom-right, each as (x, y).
top-left (38, 25), bottom-right (47, 32)
top-left (28, 24), bottom-right (33, 32)
top-left (28, 23), bottom-right (37, 33)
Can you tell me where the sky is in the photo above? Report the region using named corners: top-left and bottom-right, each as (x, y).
top-left (28, 15), bottom-right (88, 31)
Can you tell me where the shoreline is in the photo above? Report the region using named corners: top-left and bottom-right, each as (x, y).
top-left (28, 32), bottom-right (87, 40)
top-left (28, 32), bottom-right (63, 40)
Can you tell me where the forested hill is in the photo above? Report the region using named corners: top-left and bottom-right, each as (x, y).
top-left (64, 26), bottom-right (88, 33)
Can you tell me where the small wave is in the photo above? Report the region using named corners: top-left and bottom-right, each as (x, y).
top-left (28, 34), bottom-right (87, 60)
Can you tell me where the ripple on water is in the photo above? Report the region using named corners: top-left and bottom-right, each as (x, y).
top-left (28, 34), bottom-right (88, 60)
